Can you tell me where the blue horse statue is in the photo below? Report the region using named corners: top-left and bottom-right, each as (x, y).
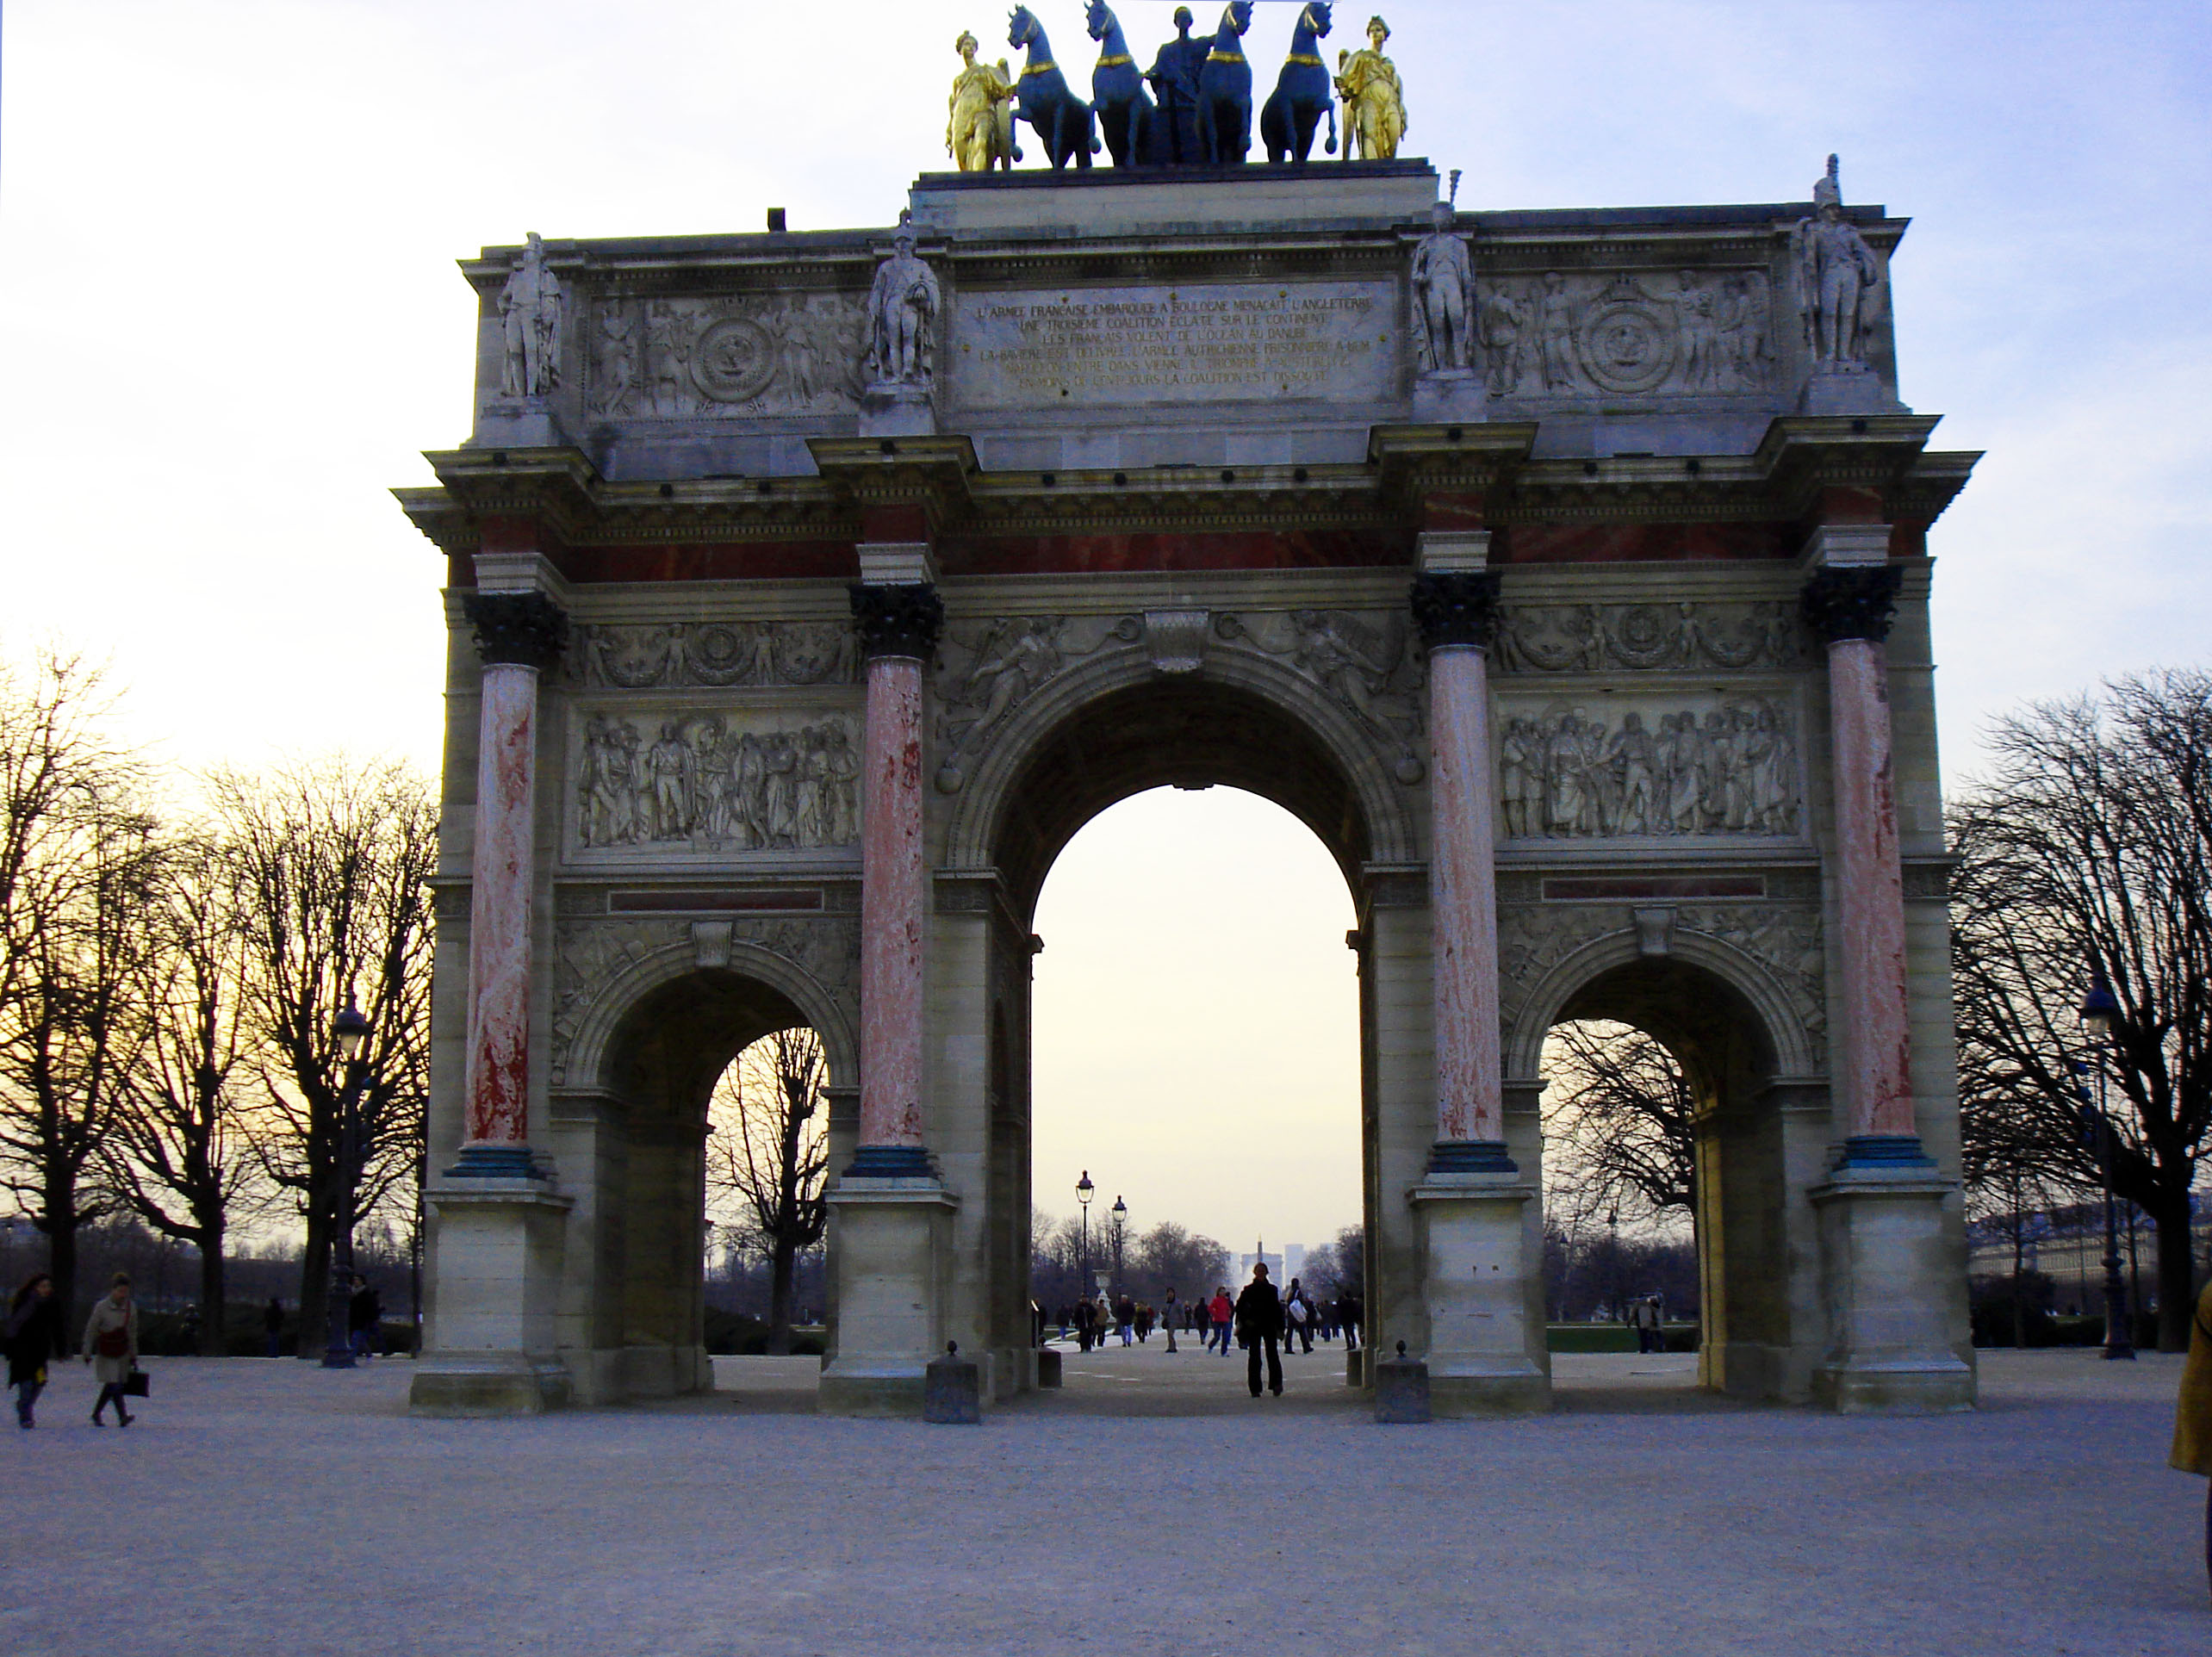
top-left (1085, 2), bottom-right (1154, 168)
top-left (1259, 2), bottom-right (1338, 164)
top-left (1196, 2), bottom-right (1255, 166)
top-left (1009, 6), bottom-right (1098, 171)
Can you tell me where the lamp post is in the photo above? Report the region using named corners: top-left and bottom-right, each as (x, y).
top-left (1076, 1170), bottom-right (1094, 1298)
top-left (322, 1002), bottom-right (371, 1369)
top-left (2078, 973), bottom-right (2135, 1362)
top-left (1109, 1195), bottom-right (1128, 1300)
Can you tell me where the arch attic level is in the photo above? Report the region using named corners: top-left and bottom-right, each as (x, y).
top-left (395, 155), bottom-right (1978, 1416)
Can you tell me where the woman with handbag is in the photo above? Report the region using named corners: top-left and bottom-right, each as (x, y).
top-left (7, 1271), bottom-right (65, 1430)
top-left (82, 1272), bottom-right (140, 1428)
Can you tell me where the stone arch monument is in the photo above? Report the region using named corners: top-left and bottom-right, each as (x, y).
top-left (400, 156), bottom-right (1977, 1417)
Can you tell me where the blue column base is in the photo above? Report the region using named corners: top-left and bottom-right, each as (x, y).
top-left (843, 1145), bottom-right (936, 1179)
top-left (1426, 1139), bottom-right (1518, 1176)
top-left (444, 1144), bottom-right (544, 1180)
top-left (1837, 1134), bottom-right (1936, 1170)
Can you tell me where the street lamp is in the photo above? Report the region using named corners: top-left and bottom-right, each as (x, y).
top-left (1076, 1170), bottom-right (1094, 1298)
top-left (323, 1002), bottom-right (371, 1370)
top-left (2077, 972), bottom-right (2134, 1362)
top-left (1110, 1195), bottom-right (1128, 1299)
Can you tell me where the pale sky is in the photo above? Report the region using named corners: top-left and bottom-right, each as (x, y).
top-left (3, 3), bottom-right (2207, 1247)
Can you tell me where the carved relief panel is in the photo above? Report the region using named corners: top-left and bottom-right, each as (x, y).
top-left (1473, 270), bottom-right (1776, 400)
top-left (567, 621), bottom-right (861, 690)
top-left (1494, 691), bottom-right (1803, 842)
top-left (929, 605), bottom-right (1430, 795)
top-left (1494, 601), bottom-right (1806, 676)
top-left (567, 706), bottom-right (862, 859)
top-left (587, 293), bottom-right (869, 419)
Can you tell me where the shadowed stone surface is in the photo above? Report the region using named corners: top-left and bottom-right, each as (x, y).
top-left (5, 1350), bottom-right (2199, 1656)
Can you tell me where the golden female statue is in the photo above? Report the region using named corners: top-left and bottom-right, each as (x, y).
top-left (947, 30), bottom-right (1019, 172)
top-left (1334, 16), bottom-right (1405, 161)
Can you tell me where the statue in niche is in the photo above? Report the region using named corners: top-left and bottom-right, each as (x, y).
top-left (1145, 6), bottom-right (1209, 164)
top-left (946, 30), bottom-right (1019, 172)
top-left (499, 232), bottom-right (563, 399)
top-left (1410, 199), bottom-right (1475, 375)
top-left (1334, 16), bottom-right (1404, 160)
top-left (1793, 155), bottom-right (1881, 367)
top-left (865, 211), bottom-right (941, 388)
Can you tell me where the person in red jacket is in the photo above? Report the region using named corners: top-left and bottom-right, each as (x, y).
top-left (1207, 1287), bottom-right (1234, 1355)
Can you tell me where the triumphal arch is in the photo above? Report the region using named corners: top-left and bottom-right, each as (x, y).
top-left (399, 122), bottom-right (1979, 1417)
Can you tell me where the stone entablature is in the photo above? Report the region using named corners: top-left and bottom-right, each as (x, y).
top-left (458, 167), bottom-right (1907, 482)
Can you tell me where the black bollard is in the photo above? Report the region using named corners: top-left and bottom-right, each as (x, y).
top-left (923, 1341), bottom-right (982, 1424)
top-left (1373, 1339), bottom-right (1431, 1424)
top-left (1035, 1346), bottom-right (1063, 1389)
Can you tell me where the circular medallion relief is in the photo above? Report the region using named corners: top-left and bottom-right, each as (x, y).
top-left (1576, 301), bottom-right (1675, 394)
top-left (1612, 604), bottom-right (1680, 668)
top-left (691, 317), bottom-right (778, 403)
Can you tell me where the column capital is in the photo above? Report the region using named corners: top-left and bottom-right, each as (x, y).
top-left (1409, 569), bottom-right (1504, 652)
top-left (849, 581), bottom-right (946, 662)
top-left (462, 589), bottom-right (570, 670)
top-left (1800, 564), bottom-right (1903, 644)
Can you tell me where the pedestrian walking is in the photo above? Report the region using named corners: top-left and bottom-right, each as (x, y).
top-left (83, 1273), bottom-right (140, 1428)
top-left (264, 1297), bottom-right (285, 1358)
top-left (1235, 1263), bottom-right (1284, 1398)
top-left (2172, 1273), bottom-right (2212, 1606)
top-left (1162, 1287), bottom-right (1180, 1352)
top-left (7, 1272), bottom-right (65, 1430)
top-left (1631, 1294), bottom-right (1662, 1354)
top-left (1115, 1294), bottom-right (1135, 1346)
top-left (1339, 1290), bottom-right (1363, 1351)
top-left (1283, 1277), bottom-right (1314, 1355)
top-left (1209, 1287), bottom-right (1234, 1355)
top-left (348, 1275), bottom-right (383, 1360)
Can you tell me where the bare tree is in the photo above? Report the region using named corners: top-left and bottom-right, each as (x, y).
top-left (708, 1027), bottom-right (829, 1353)
top-left (1951, 669), bottom-right (2212, 1351)
top-left (1541, 1020), bottom-right (1698, 1227)
top-left (0, 649), bottom-right (157, 1328)
top-left (101, 834), bottom-right (264, 1351)
top-left (1128, 1219), bottom-right (1227, 1307)
top-left (214, 758), bottom-right (436, 1344)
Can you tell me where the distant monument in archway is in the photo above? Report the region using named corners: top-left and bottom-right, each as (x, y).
top-left (398, 23), bottom-right (1975, 1418)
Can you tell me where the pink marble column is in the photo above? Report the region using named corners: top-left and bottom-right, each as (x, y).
top-left (1412, 571), bottom-right (1513, 1172)
top-left (848, 581), bottom-right (944, 1176)
top-left (1803, 564), bottom-right (1926, 1163)
top-left (455, 590), bottom-right (568, 1177)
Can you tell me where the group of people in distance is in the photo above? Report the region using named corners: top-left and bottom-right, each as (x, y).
top-left (1047, 1266), bottom-right (1363, 1399)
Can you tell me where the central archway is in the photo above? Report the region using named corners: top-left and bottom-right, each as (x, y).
top-left (935, 663), bottom-right (1428, 1398)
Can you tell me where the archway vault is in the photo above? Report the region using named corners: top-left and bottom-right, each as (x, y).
top-left (942, 645), bottom-right (1422, 921)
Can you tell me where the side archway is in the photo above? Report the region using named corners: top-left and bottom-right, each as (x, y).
top-left (1513, 931), bottom-right (1825, 1400)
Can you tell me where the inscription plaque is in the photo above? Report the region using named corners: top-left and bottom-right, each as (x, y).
top-left (954, 281), bottom-right (1395, 408)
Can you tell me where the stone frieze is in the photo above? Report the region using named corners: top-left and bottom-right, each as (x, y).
top-left (1494, 601), bottom-right (1806, 675)
top-left (572, 711), bottom-right (861, 854)
top-left (568, 621), bottom-right (861, 690)
top-left (1497, 694), bottom-right (1801, 841)
top-left (587, 293), bottom-right (868, 420)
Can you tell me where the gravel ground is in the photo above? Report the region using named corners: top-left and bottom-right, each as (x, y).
top-left (3, 1344), bottom-right (2201, 1656)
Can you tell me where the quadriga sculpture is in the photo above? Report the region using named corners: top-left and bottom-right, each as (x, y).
top-left (1196, 1), bottom-right (1255, 165)
top-left (1084, 2), bottom-right (1154, 168)
top-left (1259, 3), bottom-right (1338, 164)
top-left (1008, 6), bottom-right (1100, 171)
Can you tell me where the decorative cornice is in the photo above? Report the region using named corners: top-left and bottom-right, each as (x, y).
top-left (1410, 570), bottom-right (1505, 652)
top-left (463, 589), bottom-right (570, 669)
top-left (1800, 564), bottom-right (1903, 644)
top-left (850, 582), bottom-right (946, 661)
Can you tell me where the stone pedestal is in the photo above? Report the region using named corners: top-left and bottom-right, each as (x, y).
top-left (1810, 1168), bottom-right (1974, 1414)
top-left (474, 398), bottom-right (565, 447)
top-left (1410, 1176), bottom-right (1549, 1415)
top-left (408, 1182), bottom-right (573, 1416)
top-left (1411, 369), bottom-right (1487, 423)
top-left (817, 1181), bottom-right (959, 1416)
top-left (1800, 361), bottom-right (1889, 417)
top-left (859, 382), bottom-right (936, 438)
